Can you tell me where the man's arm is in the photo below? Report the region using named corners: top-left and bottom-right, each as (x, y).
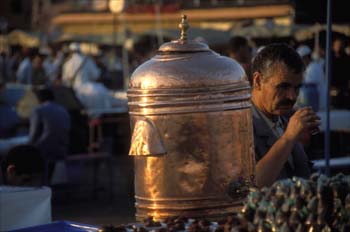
top-left (255, 107), bottom-right (320, 187)
top-left (255, 133), bottom-right (296, 187)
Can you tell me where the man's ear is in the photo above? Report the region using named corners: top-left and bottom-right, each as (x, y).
top-left (252, 72), bottom-right (263, 90)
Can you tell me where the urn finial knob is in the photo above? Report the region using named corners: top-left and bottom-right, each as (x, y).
top-left (179, 15), bottom-right (189, 43)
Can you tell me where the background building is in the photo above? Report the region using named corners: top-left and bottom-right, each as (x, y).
top-left (0, 0), bottom-right (32, 32)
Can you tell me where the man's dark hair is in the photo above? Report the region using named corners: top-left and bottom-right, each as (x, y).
top-left (252, 43), bottom-right (305, 81)
top-left (35, 88), bottom-right (55, 103)
top-left (229, 36), bottom-right (249, 53)
top-left (1, 145), bottom-right (45, 183)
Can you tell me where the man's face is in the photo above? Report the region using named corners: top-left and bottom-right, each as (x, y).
top-left (259, 62), bottom-right (303, 116)
top-left (333, 39), bottom-right (344, 53)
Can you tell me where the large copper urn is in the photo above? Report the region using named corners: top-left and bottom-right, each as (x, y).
top-left (127, 15), bottom-right (255, 220)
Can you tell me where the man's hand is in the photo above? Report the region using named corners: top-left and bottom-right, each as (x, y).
top-left (283, 106), bottom-right (321, 142)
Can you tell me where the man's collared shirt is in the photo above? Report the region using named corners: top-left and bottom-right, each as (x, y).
top-left (253, 106), bottom-right (295, 169)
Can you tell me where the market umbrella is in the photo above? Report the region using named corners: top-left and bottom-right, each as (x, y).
top-left (7, 30), bottom-right (40, 47)
top-left (132, 27), bottom-right (231, 47)
top-left (294, 23), bottom-right (350, 41)
top-left (55, 33), bottom-right (124, 46)
top-left (230, 24), bottom-right (301, 39)
top-left (0, 35), bottom-right (8, 51)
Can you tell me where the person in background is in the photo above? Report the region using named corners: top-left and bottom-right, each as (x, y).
top-left (43, 46), bottom-right (65, 85)
top-left (1, 145), bottom-right (45, 186)
top-left (31, 52), bottom-right (48, 86)
top-left (62, 42), bottom-right (115, 110)
top-left (7, 46), bottom-right (22, 83)
top-left (345, 37), bottom-right (350, 56)
top-left (0, 49), bottom-right (12, 83)
top-left (331, 35), bottom-right (350, 109)
top-left (93, 50), bottom-right (112, 89)
top-left (16, 47), bottom-right (35, 84)
top-left (296, 45), bottom-right (324, 112)
top-left (251, 43), bottom-right (320, 187)
top-left (62, 42), bottom-right (100, 89)
top-left (228, 36), bottom-right (252, 84)
top-left (29, 88), bottom-right (70, 183)
top-left (0, 82), bottom-right (20, 139)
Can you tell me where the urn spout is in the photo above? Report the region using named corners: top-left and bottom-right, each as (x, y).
top-left (129, 119), bottom-right (166, 156)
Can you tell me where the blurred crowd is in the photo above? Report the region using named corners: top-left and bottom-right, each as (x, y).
top-left (0, 42), bottom-right (127, 111)
top-left (0, 42), bottom-right (128, 181)
top-left (0, 43), bottom-right (124, 86)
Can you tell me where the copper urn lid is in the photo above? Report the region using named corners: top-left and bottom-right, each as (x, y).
top-left (128, 15), bottom-right (249, 116)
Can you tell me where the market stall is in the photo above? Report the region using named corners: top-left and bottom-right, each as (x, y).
top-left (8, 15), bottom-right (350, 232)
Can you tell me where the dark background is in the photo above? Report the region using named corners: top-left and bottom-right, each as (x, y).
top-left (294, 0), bottom-right (350, 24)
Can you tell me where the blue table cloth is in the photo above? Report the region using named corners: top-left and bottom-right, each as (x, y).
top-left (10, 221), bottom-right (100, 232)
